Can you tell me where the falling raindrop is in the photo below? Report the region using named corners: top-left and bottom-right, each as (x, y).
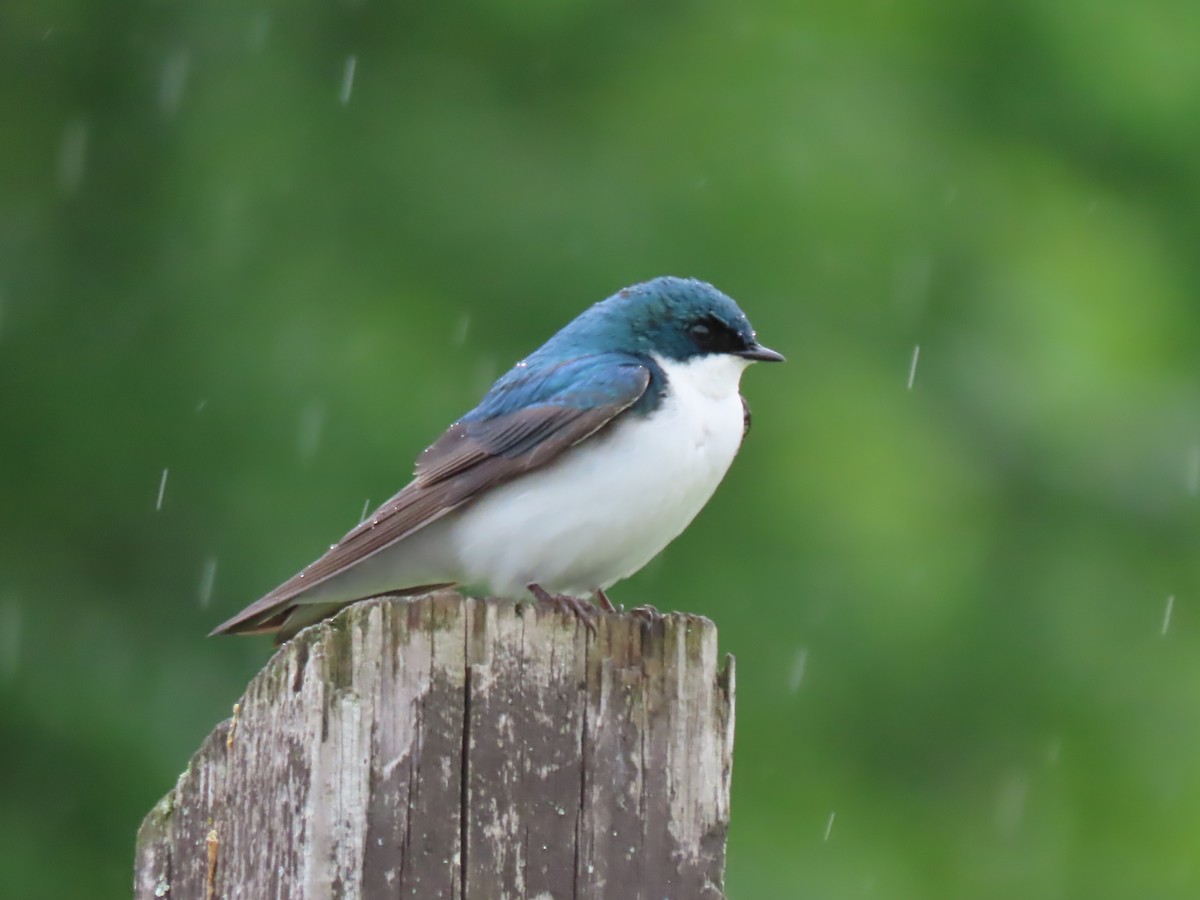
top-left (339, 55), bottom-right (358, 105)
top-left (297, 403), bottom-right (326, 462)
top-left (158, 48), bottom-right (191, 117)
top-left (196, 398), bottom-right (208, 414)
top-left (1162, 595), bottom-right (1175, 636)
top-left (994, 770), bottom-right (1028, 836)
top-left (156, 468), bottom-right (169, 511)
top-left (452, 313), bottom-right (471, 347)
top-left (906, 344), bottom-right (920, 390)
top-left (787, 647), bottom-right (808, 694)
top-left (57, 116), bottom-right (89, 194)
top-left (0, 598), bottom-right (20, 682)
top-left (823, 811), bottom-right (836, 841)
top-left (198, 557), bottom-right (219, 608)
top-left (248, 12), bottom-right (271, 51)
top-left (359, 498), bottom-right (371, 523)
top-left (1044, 736), bottom-right (1062, 766)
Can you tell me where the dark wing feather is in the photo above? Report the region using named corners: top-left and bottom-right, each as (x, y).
top-left (210, 357), bottom-right (651, 636)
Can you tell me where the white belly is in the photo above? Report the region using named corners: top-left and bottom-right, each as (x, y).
top-left (444, 353), bottom-right (750, 596)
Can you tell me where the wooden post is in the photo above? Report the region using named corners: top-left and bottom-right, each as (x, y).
top-left (134, 590), bottom-right (736, 899)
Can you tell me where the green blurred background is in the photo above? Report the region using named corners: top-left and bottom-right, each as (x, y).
top-left (4, 1), bottom-right (1200, 897)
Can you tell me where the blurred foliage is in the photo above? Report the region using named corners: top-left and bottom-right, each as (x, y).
top-left (3, 0), bottom-right (1200, 897)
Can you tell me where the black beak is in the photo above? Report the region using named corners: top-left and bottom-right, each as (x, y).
top-left (738, 342), bottom-right (785, 363)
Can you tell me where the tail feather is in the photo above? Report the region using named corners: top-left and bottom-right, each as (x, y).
top-left (211, 583), bottom-right (457, 644)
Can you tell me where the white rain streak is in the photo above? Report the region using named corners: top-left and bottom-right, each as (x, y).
top-left (339, 55), bottom-right (358, 105)
top-left (1044, 736), bottom-right (1062, 766)
top-left (196, 398), bottom-right (208, 413)
top-left (823, 811), bottom-right (836, 842)
top-left (1187, 445), bottom-right (1199, 496)
top-left (453, 313), bottom-right (471, 347)
top-left (198, 557), bottom-right (218, 608)
top-left (0, 598), bottom-right (19, 682)
top-left (248, 12), bottom-right (271, 51)
top-left (906, 344), bottom-right (921, 390)
top-left (787, 647), bottom-right (808, 694)
top-left (359, 498), bottom-right (371, 523)
top-left (994, 770), bottom-right (1029, 836)
top-left (159, 48), bottom-right (191, 117)
top-left (57, 117), bottom-right (89, 193)
top-left (297, 403), bottom-right (326, 461)
top-left (156, 468), bottom-right (169, 511)
top-left (1162, 595), bottom-right (1175, 636)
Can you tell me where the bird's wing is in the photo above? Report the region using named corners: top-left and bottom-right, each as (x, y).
top-left (211, 355), bottom-right (652, 636)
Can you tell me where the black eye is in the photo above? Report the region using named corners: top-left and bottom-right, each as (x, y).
top-left (689, 321), bottom-right (714, 347)
top-left (688, 316), bottom-right (745, 354)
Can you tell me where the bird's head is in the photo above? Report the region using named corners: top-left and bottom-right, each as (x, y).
top-left (557, 276), bottom-right (784, 368)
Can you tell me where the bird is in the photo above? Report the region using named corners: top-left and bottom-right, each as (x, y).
top-left (211, 275), bottom-right (783, 642)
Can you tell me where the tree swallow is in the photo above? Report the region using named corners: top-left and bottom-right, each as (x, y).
top-left (212, 276), bottom-right (783, 642)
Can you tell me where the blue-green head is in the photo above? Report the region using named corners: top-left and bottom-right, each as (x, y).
top-left (537, 275), bottom-right (783, 366)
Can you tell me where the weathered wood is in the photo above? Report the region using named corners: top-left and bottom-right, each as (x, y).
top-left (135, 591), bottom-right (736, 900)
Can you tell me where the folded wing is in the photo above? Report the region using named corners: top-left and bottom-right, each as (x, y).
top-left (210, 355), bottom-right (652, 637)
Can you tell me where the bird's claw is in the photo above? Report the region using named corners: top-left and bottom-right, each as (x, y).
top-left (629, 604), bottom-right (663, 624)
top-left (595, 588), bottom-right (618, 614)
top-left (528, 584), bottom-right (598, 635)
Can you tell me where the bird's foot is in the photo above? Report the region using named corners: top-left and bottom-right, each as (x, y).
top-left (594, 588), bottom-right (618, 614)
top-left (528, 584), bottom-right (597, 635)
top-left (629, 604), bottom-right (663, 624)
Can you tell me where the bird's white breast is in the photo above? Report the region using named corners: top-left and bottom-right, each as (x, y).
top-left (444, 352), bottom-right (752, 597)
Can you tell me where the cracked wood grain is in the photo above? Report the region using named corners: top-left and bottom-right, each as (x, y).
top-left (134, 591), bottom-right (735, 900)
